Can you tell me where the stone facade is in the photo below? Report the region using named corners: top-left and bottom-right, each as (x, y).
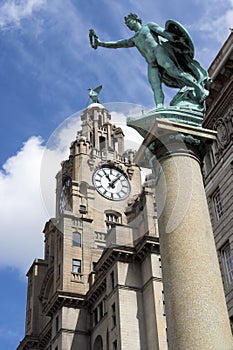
top-left (203, 30), bottom-right (233, 330)
top-left (17, 103), bottom-right (167, 350)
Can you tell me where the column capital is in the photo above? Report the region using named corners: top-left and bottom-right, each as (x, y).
top-left (134, 118), bottom-right (217, 166)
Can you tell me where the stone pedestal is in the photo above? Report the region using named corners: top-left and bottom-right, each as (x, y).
top-left (134, 118), bottom-right (233, 350)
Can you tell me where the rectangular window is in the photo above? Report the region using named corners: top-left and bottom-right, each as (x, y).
top-left (99, 136), bottom-right (105, 151)
top-left (55, 315), bottom-right (59, 333)
top-left (72, 259), bottom-right (81, 273)
top-left (110, 271), bottom-right (115, 290)
top-left (93, 299), bottom-right (105, 327)
top-left (103, 297), bottom-right (106, 316)
top-left (106, 213), bottom-right (119, 231)
top-left (73, 232), bottom-right (81, 247)
top-left (58, 236), bottom-right (62, 251)
top-left (204, 147), bottom-right (215, 175)
top-left (98, 301), bottom-right (104, 319)
top-left (222, 244), bottom-right (233, 286)
top-left (213, 188), bottom-right (223, 220)
top-left (93, 308), bottom-right (98, 326)
top-left (112, 303), bottom-right (116, 328)
top-left (159, 257), bottom-right (162, 277)
top-left (79, 205), bottom-right (87, 214)
top-left (113, 340), bottom-right (117, 350)
top-left (162, 290), bottom-right (166, 316)
top-left (106, 213), bottom-right (119, 223)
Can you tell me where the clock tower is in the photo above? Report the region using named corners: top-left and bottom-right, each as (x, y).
top-left (18, 103), bottom-right (167, 350)
top-left (55, 102), bottom-right (142, 294)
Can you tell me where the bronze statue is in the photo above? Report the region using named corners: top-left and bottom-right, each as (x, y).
top-left (88, 85), bottom-right (102, 103)
top-left (89, 14), bottom-right (210, 110)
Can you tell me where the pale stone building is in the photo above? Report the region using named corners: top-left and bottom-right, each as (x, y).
top-left (203, 30), bottom-right (233, 329)
top-left (17, 103), bottom-right (167, 350)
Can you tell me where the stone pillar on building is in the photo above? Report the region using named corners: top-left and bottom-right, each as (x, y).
top-left (117, 134), bottom-right (124, 155)
top-left (132, 117), bottom-right (233, 350)
top-left (106, 122), bottom-right (112, 149)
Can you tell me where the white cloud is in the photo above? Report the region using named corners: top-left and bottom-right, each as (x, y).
top-left (0, 136), bottom-right (47, 273)
top-left (174, 0), bottom-right (233, 68)
top-left (191, 0), bottom-right (233, 43)
top-left (0, 124), bottom-right (79, 274)
top-left (0, 0), bottom-right (46, 29)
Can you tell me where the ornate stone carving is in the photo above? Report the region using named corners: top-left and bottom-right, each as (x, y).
top-left (214, 119), bottom-right (230, 149)
top-left (87, 158), bottom-right (95, 171)
top-left (126, 166), bottom-right (134, 180)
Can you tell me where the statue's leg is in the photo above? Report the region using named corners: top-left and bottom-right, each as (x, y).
top-left (148, 64), bottom-right (164, 107)
top-left (156, 48), bottom-right (208, 102)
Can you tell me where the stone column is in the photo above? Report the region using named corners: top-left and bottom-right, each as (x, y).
top-left (138, 119), bottom-right (233, 350)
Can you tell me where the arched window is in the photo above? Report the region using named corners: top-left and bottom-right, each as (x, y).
top-left (73, 232), bottom-right (81, 247)
top-left (93, 335), bottom-right (103, 350)
top-left (99, 136), bottom-right (106, 151)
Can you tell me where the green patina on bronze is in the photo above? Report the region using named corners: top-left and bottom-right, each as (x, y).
top-left (88, 85), bottom-right (102, 103)
top-left (89, 13), bottom-right (211, 115)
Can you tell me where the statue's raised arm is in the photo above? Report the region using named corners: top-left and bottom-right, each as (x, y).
top-left (89, 13), bottom-right (210, 111)
top-left (89, 28), bottom-right (135, 49)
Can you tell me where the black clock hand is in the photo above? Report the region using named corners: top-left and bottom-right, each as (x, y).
top-left (102, 168), bottom-right (111, 182)
top-left (109, 174), bottom-right (122, 188)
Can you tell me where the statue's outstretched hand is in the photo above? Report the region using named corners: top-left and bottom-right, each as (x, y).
top-left (89, 29), bottom-right (99, 49)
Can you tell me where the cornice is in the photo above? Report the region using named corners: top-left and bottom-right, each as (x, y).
top-left (16, 335), bottom-right (39, 350)
top-left (208, 32), bottom-right (233, 78)
top-left (43, 290), bottom-right (86, 317)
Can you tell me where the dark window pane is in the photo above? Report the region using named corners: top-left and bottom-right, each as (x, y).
top-left (73, 232), bottom-right (81, 247)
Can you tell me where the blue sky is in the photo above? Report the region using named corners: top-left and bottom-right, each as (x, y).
top-left (0, 0), bottom-right (232, 348)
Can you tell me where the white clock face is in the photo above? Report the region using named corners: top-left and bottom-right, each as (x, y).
top-left (93, 167), bottom-right (130, 201)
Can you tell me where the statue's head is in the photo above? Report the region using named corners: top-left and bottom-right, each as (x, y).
top-left (124, 13), bottom-right (142, 27)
